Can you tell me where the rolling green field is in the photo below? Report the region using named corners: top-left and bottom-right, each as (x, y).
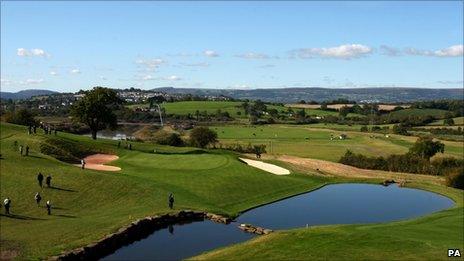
top-left (428, 116), bottom-right (464, 126)
top-left (1, 122), bottom-right (463, 260)
top-left (0, 122), bottom-right (329, 259)
top-left (213, 124), bottom-right (463, 161)
top-left (129, 101), bottom-right (362, 118)
top-left (387, 108), bottom-right (449, 119)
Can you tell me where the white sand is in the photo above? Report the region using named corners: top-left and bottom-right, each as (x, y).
top-left (75, 154), bottom-right (121, 171)
top-left (239, 158), bottom-right (290, 175)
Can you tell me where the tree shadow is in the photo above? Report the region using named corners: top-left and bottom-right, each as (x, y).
top-left (51, 206), bottom-right (68, 210)
top-left (28, 155), bottom-right (45, 159)
top-left (49, 186), bottom-right (77, 192)
top-left (0, 213), bottom-right (45, 220)
top-left (54, 214), bottom-right (77, 218)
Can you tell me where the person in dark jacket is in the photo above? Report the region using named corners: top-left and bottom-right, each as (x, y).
top-left (37, 172), bottom-right (44, 187)
top-left (46, 200), bottom-right (51, 215)
top-left (25, 145), bottom-right (29, 156)
top-left (3, 198), bottom-right (11, 214)
top-left (168, 193), bottom-right (174, 209)
top-left (46, 175), bottom-right (52, 188)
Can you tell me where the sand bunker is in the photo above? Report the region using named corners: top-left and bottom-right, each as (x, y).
top-left (240, 158), bottom-right (290, 175)
top-left (75, 154), bottom-right (121, 171)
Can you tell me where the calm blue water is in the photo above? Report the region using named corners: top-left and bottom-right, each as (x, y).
top-left (104, 183), bottom-right (454, 260)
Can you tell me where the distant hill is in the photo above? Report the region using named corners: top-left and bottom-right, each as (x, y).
top-left (0, 89), bottom-right (58, 100)
top-left (152, 87), bottom-right (462, 103)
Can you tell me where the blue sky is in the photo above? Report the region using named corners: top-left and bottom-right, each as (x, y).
top-left (1, 1), bottom-right (463, 92)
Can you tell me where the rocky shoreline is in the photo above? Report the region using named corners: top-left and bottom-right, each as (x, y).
top-left (53, 210), bottom-right (228, 261)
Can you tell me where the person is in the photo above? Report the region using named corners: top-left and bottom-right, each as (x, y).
top-left (46, 200), bottom-right (51, 215)
top-left (25, 145), bottom-right (29, 156)
top-left (33, 125), bottom-right (37, 134)
top-left (54, 129), bottom-right (57, 136)
top-left (19, 145), bottom-right (23, 156)
top-left (168, 193), bottom-right (174, 209)
top-left (3, 198), bottom-right (11, 214)
top-left (129, 143), bottom-right (132, 150)
top-left (117, 141), bottom-right (121, 148)
top-left (13, 140), bottom-right (18, 147)
top-left (81, 159), bottom-right (86, 169)
top-left (37, 172), bottom-right (44, 187)
top-left (35, 192), bottom-right (42, 206)
top-left (28, 126), bottom-right (32, 135)
top-left (46, 175), bottom-right (52, 188)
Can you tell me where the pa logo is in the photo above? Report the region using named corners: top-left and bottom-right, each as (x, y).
top-left (448, 249), bottom-right (461, 257)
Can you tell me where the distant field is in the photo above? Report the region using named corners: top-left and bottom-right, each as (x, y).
top-left (428, 116), bottom-right (464, 126)
top-left (387, 108), bottom-right (449, 119)
top-left (286, 103), bottom-right (410, 111)
top-left (212, 124), bottom-right (463, 161)
top-left (128, 101), bottom-right (363, 118)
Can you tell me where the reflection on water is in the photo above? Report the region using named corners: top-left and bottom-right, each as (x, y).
top-left (103, 184), bottom-right (454, 260)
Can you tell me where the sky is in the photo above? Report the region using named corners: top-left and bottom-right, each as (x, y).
top-left (1, 1), bottom-right (463, 92)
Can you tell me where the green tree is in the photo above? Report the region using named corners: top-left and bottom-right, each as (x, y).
top-left (408, 136), bottom-right (445, 160)
top-left (444, 118), bottom-right (455, 126)
top-left (339, 106), bottom-right (350, 118)
top-left (4, 109), bottom-right (37, 126)
top-left (70, 87), bottom-right (121, 140)
top-left (189, 127), bottom-right (218, 148)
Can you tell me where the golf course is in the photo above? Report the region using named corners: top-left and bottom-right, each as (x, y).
top-left (0, 121), bottom-right (462, 260)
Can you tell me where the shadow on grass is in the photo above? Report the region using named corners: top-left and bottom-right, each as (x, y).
top-left (0, 213), bottom-right (45, 220)
top-left (28, 155), bottom-right (46, 159)
top-left (48, 186), bottom-right (77, 192)
top-left (54, 214), bottom-right (77, 218)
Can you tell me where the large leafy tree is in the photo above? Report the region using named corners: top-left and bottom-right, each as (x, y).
top-left (71, 87), bottom-right (121, 139)
top-left (408, 136), bottom-right (445, 160)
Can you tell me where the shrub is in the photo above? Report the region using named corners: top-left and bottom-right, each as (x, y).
top-left (153, 131), bottom-right (184, 147)
top-left (189, 127), bottom-right (218, 148)
top-left (445, 168), bottom-right (464, 189)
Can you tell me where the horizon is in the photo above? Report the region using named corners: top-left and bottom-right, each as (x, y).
top-left (1, 1), bottom-right (463, 92)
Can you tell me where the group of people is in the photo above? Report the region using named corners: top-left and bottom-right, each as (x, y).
top-left (117, 141), bottom-right (132, 150)
top-left (3, 173), bottom-right (54, 216)
top-left (18, 143), bottom-right (30, 156)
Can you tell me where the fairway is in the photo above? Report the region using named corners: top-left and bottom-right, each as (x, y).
top-left (0, 122), bottom-right (329, 259)
top-left (161, 101), bottom-right (245, 116)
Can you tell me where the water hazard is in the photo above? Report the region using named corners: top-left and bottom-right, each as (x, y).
top-left (104, 183), bottom-right (454, 260)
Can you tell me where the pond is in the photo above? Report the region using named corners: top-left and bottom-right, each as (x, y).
top-left (103, 183), bottom-right (454, 260)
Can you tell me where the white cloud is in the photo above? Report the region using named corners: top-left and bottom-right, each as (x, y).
top-left (290, 44), bottom-right (372, 59)
top-left (258, 64), bottom-right (275, 68)
top-left (437, 80), bottom-right (463, 85)
top-left (50, 71), bottom-right (58, 76)
top-left (180, 62), bottom-right (210, 67)
top-left (135, 58), bottom-right (166, 71)
top-left (17, 48), bottom-right (49, 57)
top-left (204, 50), bottom-right (219, 57)
top-left (18, 78), bottom-right (44, 85)
top-left (166, 75), bottom-right (182, 81)
top-left (140, 74), bottom-right (182, 81)
top-left (405, 45), bottom-right (463, 57)
top-left (380, 45), bottom-right (402, 56)
top-left (1, 78), bottom-right (13, 86)
top-left (142, 75), bottom-right (154, 81)
top-left (70, 69), bottom-right (81, 74)
top-left (235, 52), bottom-right (272, 59)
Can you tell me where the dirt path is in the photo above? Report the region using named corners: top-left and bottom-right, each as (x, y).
top-left (75, 154), bottom-right (121, 171)
top-left (239, 158), bottom-right (290, 175)
top-left (265, 155), bottom-right (444, 184)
